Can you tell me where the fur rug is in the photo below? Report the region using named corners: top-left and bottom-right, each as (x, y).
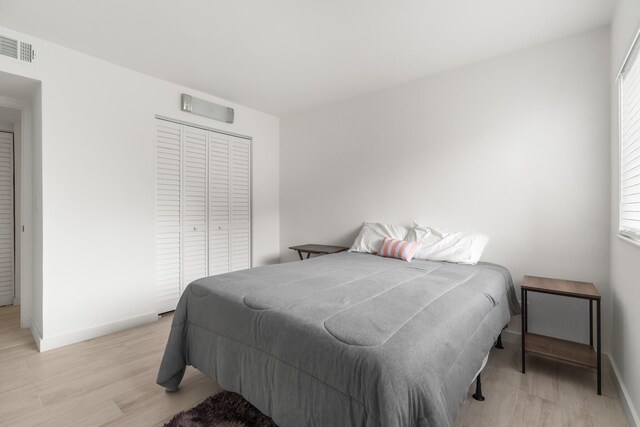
top-left (164, 391), bottom-right (277, 427)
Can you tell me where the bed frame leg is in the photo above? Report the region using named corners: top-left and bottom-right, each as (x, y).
top-left (495, 332), bottom-right (504, 349)
top-left (472, 374), bottom-right (485, 401)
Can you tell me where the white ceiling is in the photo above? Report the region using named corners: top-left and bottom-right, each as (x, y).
top-left (0, 0), bottom-right (614, 115)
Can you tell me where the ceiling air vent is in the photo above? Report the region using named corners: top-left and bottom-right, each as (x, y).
top-left (0, 35), bottom-right (35, 63)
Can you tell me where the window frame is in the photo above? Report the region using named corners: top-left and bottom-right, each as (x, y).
top-left (618, 30), bottom-right (640, 243)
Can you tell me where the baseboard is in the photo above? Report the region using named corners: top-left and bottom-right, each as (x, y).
top-left (30, 322), bottom-right (42, 351)
top-left (38, 312), bottom-right (159, 352)
top-left (609, 357), bottom-right (640, 427)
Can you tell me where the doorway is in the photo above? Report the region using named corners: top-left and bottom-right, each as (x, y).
top-left (0, 71), bottom-right (39, 333)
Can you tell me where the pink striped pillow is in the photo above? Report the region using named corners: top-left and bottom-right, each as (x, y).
top-left (377, 237), bottom-right (422, 262)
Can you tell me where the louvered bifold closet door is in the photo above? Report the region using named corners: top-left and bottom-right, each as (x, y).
top-left (0, 132), bottom-right (13, 306)
top-left (156, 122), bottom-right (182, 313)
top-left (208, 132), bottom-right (231, 275)
top-left (230, 136), bottom-right (251, 271)
top-left (156, 120), bottom-right (252, 313)
top-left (182, 127), bottom-right (208, 288)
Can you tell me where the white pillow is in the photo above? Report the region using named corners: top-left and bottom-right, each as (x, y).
top-left (349, 222), bottom-right (411, 254)
top-left (405, 223), bottom-right (489, 265)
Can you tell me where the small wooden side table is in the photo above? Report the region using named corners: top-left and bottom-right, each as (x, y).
top-left (289, 244), bottom-right (348, 260)
top-left (521, 275), bottom-right (601, 395)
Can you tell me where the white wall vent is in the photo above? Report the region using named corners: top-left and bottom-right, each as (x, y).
top-left (0, 36), bottom-right (18, 59)
top-left (20, 41), bottom-right (35, 63)
top-left (0, 35), bottom-right (35, 63)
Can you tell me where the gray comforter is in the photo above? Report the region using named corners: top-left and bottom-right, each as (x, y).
top-left (157, 252), bottom-right (519, 427)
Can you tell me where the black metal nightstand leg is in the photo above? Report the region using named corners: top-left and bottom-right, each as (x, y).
top-left (521, 288), bottom-right (526, 374)
top-left (597, 299), bottom-right (601, 395)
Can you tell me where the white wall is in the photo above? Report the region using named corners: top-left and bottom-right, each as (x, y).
top-left (0, 25), bottom-right (280, 350)
top-left (281, 28), bottom-right (611, 347)
top-left (31, 83), bottom-right (42, 338)
top-left (610, 1), bottom-right (640, 425)
top-left (13, 113), bottom-right (21, 306)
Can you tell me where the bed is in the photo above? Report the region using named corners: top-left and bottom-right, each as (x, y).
top-left (157, 252), bottom-right (519, 426)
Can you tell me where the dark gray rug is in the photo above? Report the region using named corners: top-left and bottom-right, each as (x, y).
top-left (164, 391), bottom-right (277, 427)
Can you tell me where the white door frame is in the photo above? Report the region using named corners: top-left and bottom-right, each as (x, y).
top-left (0, 95), bottom-right (33, 329)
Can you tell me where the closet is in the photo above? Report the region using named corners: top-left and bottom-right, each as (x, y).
top-left (155, 119), bottom-right (251, 313)
top-left (0, 131), bottom-right (13, 307)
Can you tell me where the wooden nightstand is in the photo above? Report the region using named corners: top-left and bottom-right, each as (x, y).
top-left (521, 275), bottom-right (601, 394)
top-left (288, 244), bottom-right (348, 260)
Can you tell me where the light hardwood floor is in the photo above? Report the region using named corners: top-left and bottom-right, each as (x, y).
top-left (455, 337), bottom-right (628, 427)
top-left (0, 305), bottom-right (629, 426)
